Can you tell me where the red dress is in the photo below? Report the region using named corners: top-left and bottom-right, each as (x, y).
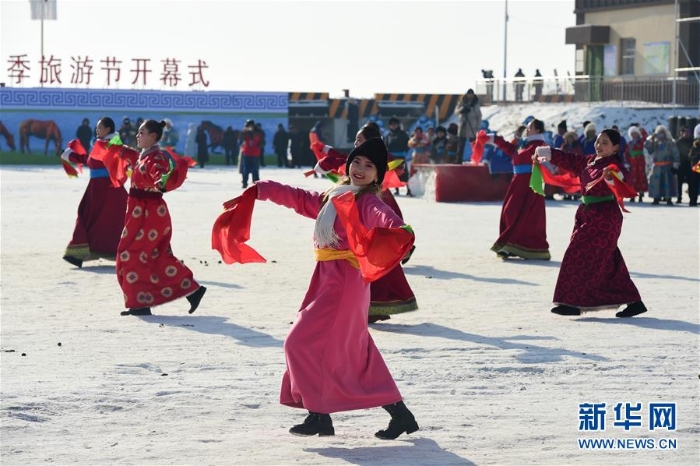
top-left (370, 190), bottom-right (418, 316)
top-left (491, 136), bottom-right (550, 259)
top-left (63, 137), bottom-right (128, 262)
top-left (116, 145), bottom-right (199, 309)
top-left (626, 138), bottom-right (648, 193)
top-left (550, 150), bottom-right (641, 308)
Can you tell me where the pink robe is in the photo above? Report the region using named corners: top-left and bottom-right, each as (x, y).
top-left (256, 180), bottom-right (404, 413)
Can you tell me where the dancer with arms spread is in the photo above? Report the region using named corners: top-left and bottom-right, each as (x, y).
top-left (534, 129), bottom-right (647, 318)
top-left (213, 138), bottom-right (419, 439)
top-left (96, 119), bottom-right (206, 316)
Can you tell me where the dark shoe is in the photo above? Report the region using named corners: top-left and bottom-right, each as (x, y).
top-left (186, 286), bottom-right (207, 314)
top-left (63, 255), bottom-right (83, 268)
top-left (376, 401), bottom-right (419, 440)
top-left (401, 245), bottom-right (416, 265)
top-left (628, 197), bottom-right (635, 203)
top-left (666, 199), bottom-right (673, 206)
top-left (120, 307), bottom-right (152, 316)
top-left (289, 412), bottom-right (335, 436)
top-left (368, 314), bottom-right (391, 324)
top-left (652, 199), bottom-right (660, 205)
top-left (496, 250), bottom-right (512, 259)
top-left (676, 198), bottom-right (683, 204)
top-left (551, 305), bottom-right (581, 316)
top-left (616, 301), bottom-right (648, 318)
top-left (242, 183), bottom-right (248, 189)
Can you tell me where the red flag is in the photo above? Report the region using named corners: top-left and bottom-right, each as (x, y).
top-left (539, 163), bottom-right (581, 194)
top-left (381, 169), bottom-right (405, 189)
top-left (162, 147), bottom-right (197, 192)
top-left (331, 191), bottom-right (414, 282)
top-left (67, 139), bottom-right (87, 157)
top-left (59, 139), bottom-right (87, 177)
top-left (471, 130), bottom-right (489, 164)
top-left (586, 168), bottom-right (637, 213)
top-left (211, 186), bottom-right (266, 265)
top-left (61, 159), bottom-right (80, 178)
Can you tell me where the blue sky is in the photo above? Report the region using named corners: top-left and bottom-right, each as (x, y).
top-left (1, 0), bottom-right (576, 97)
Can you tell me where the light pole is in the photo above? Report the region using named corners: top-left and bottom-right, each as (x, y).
top-left (29, 0), bottom-right (57, 87)
top-left (502, 0), bottom-right (509, 102)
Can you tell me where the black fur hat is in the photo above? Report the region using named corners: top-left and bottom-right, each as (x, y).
top-left (345, 137), bottom-right (388, 185)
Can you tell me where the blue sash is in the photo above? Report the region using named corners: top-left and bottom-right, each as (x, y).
top-left (90, 168), bottom-right (109, 178)
top-left (513, 164), bottom-right (533, 175)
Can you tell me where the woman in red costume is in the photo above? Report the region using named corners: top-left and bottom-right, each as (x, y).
top-left (486, 118), bottom-right (551, 259)
top-left (114, 119), bottom-right (206, 316)
top-left (61, 117), bottom-right (128, 268)
top-left (625, 126), bottom-right (648, 202)
top-left (534, 129), bottom-right (647, 318)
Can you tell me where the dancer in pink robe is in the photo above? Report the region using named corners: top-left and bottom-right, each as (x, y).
top-left (256, 138), bottom-right (420, 439)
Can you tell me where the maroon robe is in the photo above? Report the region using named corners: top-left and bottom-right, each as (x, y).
top-left (64, 138), bottom-right (128, 262)
top-left (550, 149), bottom-right (641, 308)
top-left (491, 136), bottom-right (550, 259)
top-left (369, 190), bottom-right (418, 316)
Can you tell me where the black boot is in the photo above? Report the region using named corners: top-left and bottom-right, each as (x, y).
top-left (551, 305), bottom-right (581, 316)
top-left (375, 401), bottom-right (419, 440)
top-left (616, 301), bottom-right (648, 318)
top-left (368, 314), bottom-right (391, 324)
top-left (289, 412), bottom-right (334, 436)
top-left (120, 307), bottom-right (152, 316)
top-left (63, 255), bottom-right (83, 268)
top-left (186, 286), bottom-right (207, 314)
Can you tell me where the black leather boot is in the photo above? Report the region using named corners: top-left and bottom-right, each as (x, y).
top-left (551, 305), bottom-right (581, 316)
top-left (186, 286), bottom-right (207, 314)
top-left (375, 401), bottom-right (419, 440)
top-left (120, 307), bottom-right (152, 316)
top-left (289, 412), bottom-right (334, 436)
top-left (616, 301), bottom-right (648, 318)
top-left (62, 255), bottom-right (83, 268)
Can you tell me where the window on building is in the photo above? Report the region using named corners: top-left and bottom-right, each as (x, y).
top-left (576, 48), bottom-right (585, 74)
top-left (621, 38), bottom-right (636, 75)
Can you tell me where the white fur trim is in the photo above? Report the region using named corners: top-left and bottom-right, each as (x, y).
top-left (534, 146), bottom-right (551, 161)
top-left (61, 147), bottom-right (74, 162)
top-left (627, 126), bottom-right (640, 140)
top-left (525, 133), bottom-right (547, 143)
top-left (313, 161), bottom-right (331, 175)
top-left (314, 184), bottom-right (360, 248)
top-left (694, 123), bottom-right (700, 139)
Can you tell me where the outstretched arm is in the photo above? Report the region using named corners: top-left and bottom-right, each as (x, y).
top-left (256, 180), bottom-right (321, 219)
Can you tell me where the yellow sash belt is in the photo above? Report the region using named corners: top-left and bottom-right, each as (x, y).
top-left (314, 248), bottom-right (359, 269)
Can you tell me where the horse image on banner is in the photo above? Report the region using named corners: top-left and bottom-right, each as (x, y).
top-left (199, 120), bottom-right (225, 153)
top-left (0, 121), bottom-right (16, 151)
top-left (19, 119), bottom-right (63, 155)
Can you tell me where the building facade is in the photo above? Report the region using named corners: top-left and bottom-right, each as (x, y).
top-left (565, 0), bottom-right (699, 105)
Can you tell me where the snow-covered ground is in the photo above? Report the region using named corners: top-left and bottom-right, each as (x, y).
top-left (1, 165), bottom-right (699, 465)
top-left (479, 102), bottom-right (699, 139)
